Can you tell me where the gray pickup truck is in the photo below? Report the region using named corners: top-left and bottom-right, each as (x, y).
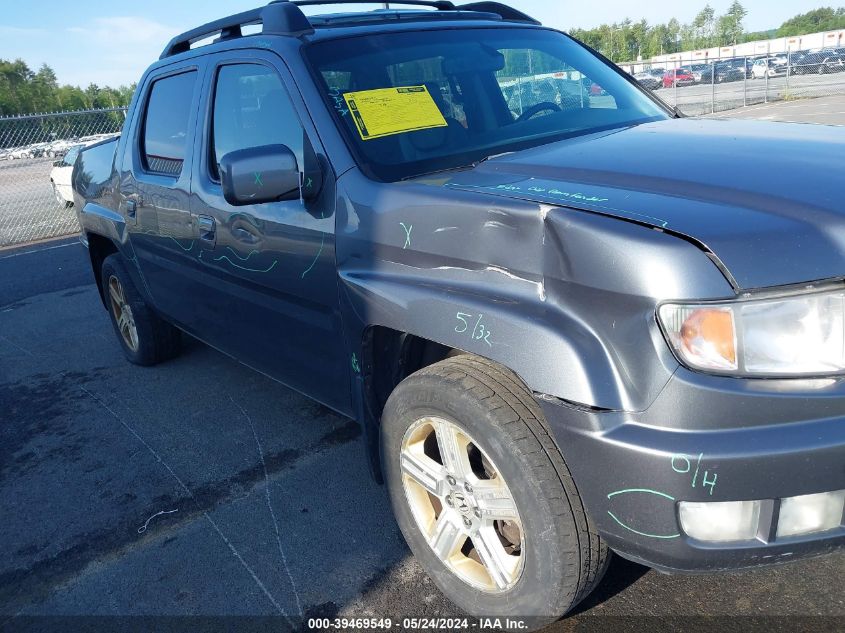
top-left (72, 0), bottom-right (845, 624)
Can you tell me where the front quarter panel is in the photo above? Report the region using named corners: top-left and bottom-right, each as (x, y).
top-left (336, 170), bottom-right (735, 412)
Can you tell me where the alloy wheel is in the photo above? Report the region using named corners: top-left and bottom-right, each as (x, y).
top-left (108, 275), bottom-right (139, 352)
top-left (400, 416), bottom-right (524, 593)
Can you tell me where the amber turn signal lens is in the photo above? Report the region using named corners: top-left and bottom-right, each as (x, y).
top-left (680, 308), bottom-right (737, 366)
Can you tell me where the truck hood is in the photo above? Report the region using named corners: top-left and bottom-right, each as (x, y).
top-left (446, 118), bottom-right (845, 290)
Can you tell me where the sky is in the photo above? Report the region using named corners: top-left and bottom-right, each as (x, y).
top-left (0, 1), bottom-right (829, 87)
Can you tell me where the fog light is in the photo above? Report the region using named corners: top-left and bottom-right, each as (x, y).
top-left (679, 500), bottom-right (761, 542)
top-left (777, 490), bottom-right (845, 538)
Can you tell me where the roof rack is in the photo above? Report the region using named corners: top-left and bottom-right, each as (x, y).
top-left (160, 0), bottom-right (539, 59)
top-left (297, 0), bottom-right (457, 9)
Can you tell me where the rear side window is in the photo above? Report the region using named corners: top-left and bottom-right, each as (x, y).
top-left (142, 71), bottom-right (196, 176)
top-left (211, 64), bottom-right (303, 181)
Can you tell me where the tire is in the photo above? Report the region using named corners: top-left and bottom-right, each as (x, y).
top-left (101, 254), bottom-right (181, 366)
top-left (381, 355), bottom-right (608, 628)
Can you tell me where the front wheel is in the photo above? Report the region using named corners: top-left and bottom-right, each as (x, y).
top-left (381, 355), bottom-right (608, 627)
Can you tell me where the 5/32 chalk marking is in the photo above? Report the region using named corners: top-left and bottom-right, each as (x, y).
top-left (455, 312), bottom-right (493, 347)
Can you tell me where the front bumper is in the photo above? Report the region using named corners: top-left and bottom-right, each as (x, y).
top-left (536, 369), bottom-right (845, 573)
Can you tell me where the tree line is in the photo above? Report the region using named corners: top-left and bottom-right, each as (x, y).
top-left (0, 59), bottom-right (135, 118)
top-left (570, 5), bottom-right (845, 62)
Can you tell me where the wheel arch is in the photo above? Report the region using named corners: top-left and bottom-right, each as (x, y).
top-left (86, 232), bottom-right (120, 309)
top-left (357, 322), bottom-right (585, 484)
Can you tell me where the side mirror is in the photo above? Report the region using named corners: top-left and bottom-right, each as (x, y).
top-left (219, 144), bottom-right (300, 206)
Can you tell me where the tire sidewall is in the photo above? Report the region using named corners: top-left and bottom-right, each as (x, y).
top-left (381, 371), bottom-right (580, 620)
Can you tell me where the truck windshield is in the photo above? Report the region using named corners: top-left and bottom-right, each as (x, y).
top-left (305, 27), bottom-right (668, 181)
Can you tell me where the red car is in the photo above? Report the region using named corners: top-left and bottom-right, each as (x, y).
top-left (663, 67), bottom-right (695, 88)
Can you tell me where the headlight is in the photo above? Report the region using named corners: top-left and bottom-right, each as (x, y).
top-left (658, 289), bottom-right (845, 376)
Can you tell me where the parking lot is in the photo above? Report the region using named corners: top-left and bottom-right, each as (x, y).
top-left (712, 94), bottom-right (845, 126)
top-left (660, 70), bottom-right (845, 115)
top-left (0, 157), bottom-right (79, 248)
top-left (1, 99), bottom-right (844, 632)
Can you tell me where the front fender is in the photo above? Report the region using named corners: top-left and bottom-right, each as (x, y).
top-left (340, 264), bottom-right (627, 409)
top-left (336, 171), bottom-right (735, 412)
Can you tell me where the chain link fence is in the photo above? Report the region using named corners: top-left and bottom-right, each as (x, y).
top-left (623, 50), bottom-right (845, 116)
top-left (0, 108), bottom-right (126, 248)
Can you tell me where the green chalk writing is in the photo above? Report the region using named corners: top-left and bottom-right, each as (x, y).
top-left (400, 222), bottom-right (413, 249)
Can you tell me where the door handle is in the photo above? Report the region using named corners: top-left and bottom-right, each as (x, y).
top-left (125, 199), bottom-right (137, 219)
top-left (233, 227), bottom-right (260, 244)
top-left (198, 215), bottom-right (216, 244)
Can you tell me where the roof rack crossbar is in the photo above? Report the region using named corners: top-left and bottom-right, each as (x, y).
top-left (295, 0), bottom-right (456, 8)
top-left (160, 1), bottom-right (314, 59)
top-left (454, 2), bottom-right (540, 25)
top-left (160, 0), bottom-right (539, 59)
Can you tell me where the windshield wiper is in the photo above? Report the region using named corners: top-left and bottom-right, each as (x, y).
top-left (400, 151), bottom-right (515, 181)
top-left (472, 151), bottom-right (515, 167)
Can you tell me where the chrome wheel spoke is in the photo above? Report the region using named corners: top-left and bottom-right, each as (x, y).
top-left (433, 419), bottom-right (469, 479)
top-left (401, 450), bottom-right (446, 497)
top-left (472, 525), bottom-right (516, 591)
top-left (400, 416), bottom-right (524, 594)
top-left (429, 512), bottom-right (464, 561)
top-left (473, 480), bottom-right (519, 522)
top-left (108, 276), bottom-right (139, 352)
top-left (109, 283), bottom-right (122, 306)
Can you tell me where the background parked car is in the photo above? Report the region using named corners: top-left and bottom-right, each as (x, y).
top-left (713, 59), bottom-right (746, 83)
top-left (752, 58), bottom-right (787, 79)
top-left (663, 67), bottom-right (695, 88)
top-left (49, 145), bottom-right (83, 207)
top-left (823, 53), bottom-right (845, 73)
top-left (633, 69), bottom-right (662, 90)
top-left (7, 147), bottom-right (30, 160)
top-left (794, 51), bottom-right (845, 74)
top-left (688, 63), bottom-right (709, 83)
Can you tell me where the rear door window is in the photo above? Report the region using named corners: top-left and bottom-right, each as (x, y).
top-left (142, 71), bottom-right (197, 176)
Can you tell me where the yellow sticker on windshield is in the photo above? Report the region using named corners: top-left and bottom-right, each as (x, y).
top-left (343, 86), bottom-right (448, 141)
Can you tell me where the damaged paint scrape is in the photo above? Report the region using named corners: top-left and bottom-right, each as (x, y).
top-left (448, 177), bottom-right (669, 228)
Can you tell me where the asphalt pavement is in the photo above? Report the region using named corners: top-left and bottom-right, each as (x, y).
top-left (710, 94), bottom-right (845, 126)
top-left (1, 238), bottom-right (843, 632)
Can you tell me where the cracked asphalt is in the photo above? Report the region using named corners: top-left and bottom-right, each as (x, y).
top-left (0, 239), bottom-right (843, 633)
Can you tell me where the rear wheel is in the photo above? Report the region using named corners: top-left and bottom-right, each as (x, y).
top-left (381, 355), bottom-right (608, 628)
top-left (101, 254), bottom-right (181, 366)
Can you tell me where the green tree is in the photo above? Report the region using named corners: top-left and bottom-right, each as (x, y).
top-left (719, 1), bottom-right (748, 45)
top-left (692, 5), bottom-right (717, 48)
top-left (777, 7), bottom-right (845, 36)
top-left (0, 59), bottom-right (135, 117)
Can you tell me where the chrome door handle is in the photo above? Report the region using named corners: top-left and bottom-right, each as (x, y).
top-left (198, 215), bottom-right (216, 244)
